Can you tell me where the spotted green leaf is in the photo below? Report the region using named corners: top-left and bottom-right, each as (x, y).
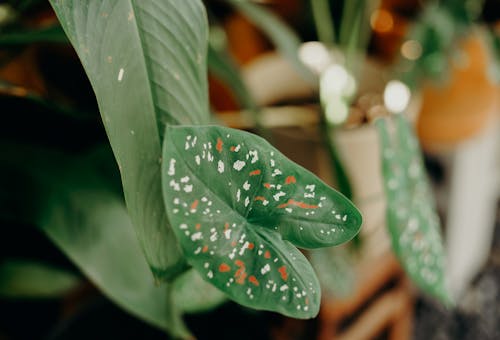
top-left (376, 116), bottom-right (450, 304)
top-left (50, 0), bottom-right (211, 280)
top-left (162, 125), bottom-right (362, 318)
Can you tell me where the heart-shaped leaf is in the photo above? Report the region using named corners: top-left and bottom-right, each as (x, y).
top-left (162, 125), bottom-right (362, 318)
top-left (50, 0), bottom-right (210, 280)
top-left (376, 116), bottom-right (450, 304)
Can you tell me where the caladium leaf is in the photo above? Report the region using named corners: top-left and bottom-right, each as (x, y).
top-left (376, 116), bottom-right (450, 304)
top-left (162, 125), bottom-right (362, 318)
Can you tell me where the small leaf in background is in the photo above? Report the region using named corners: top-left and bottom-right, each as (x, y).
top-left (162, 125), bottom-right (361, 318)
top-left (0, 24), bottom-right (68, 45)
top-left (50, 0), bottom-right (211, 281)
top-left (0, 260), bottom-right (80, 298)
top-left (376, 116), bottom-right (450, 304)
top-left (208, 42), bottom-right (260, 119)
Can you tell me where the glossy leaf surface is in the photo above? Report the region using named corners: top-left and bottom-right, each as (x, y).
top-left (376, 116), bottom-right (450, 303)
top-left (162, 125), bottom-right (362, 318)
top-left (50, 0), bottom-right (211, 280)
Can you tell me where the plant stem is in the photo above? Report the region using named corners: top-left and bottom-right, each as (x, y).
top-left (166, 284), bottom-right (194, 340)
top-left (311, 0), bottom-right (336, 45)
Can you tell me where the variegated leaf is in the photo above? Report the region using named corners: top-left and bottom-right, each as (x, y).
top-left (162, 125), bottom-right (362, 318)
top-left (376, 116), bottom-right (450, 304)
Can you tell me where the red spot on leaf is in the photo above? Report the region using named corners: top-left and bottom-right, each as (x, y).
top-left (263, 183), bottom-right (271, 189)
top-left (277, 199), bottom-right (319, 209)
top-left (224, 222), bottom-right (230, 231)
top-left (248, 275), bottom-right (260, 286)
top-left (234, 260), bottom-right (247, 284)
top-left (202, 245), bottom-right (209, 253)
top-left (249, 169), bottom-right (261, 176)
top-left (230, 146), bottom-right (236, 151)
top-left (195, 223), bottom-right (201, 230)
top-left (190, 200), bottom-right (199, 210)
top-left (231, 241), bottom-right (237, 247)
top-left (278, 266), bottom-right (288, 281)
top-left (216, 138), bottom-right (223, 153)
top-left (264, 251), bottom-right (271, 259)
top-left (248, 243), bottom-right (255, 250)
top-left (285, 176), bottom-right (296, 184)
top-left (219, 263), bottom-right (231, 272)
top-left (236, 272), bottom-right (247, 284)
top-left (254, 196), bottom-right (266, 202)
top-left (305, 298), bottom-right (309, 305)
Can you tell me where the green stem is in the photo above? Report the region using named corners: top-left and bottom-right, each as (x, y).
top-left (166, 284), bottom-right (194, 340)
top-left (311, 0), bottom-right (336, 45)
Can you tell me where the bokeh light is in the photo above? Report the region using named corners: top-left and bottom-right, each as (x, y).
top-left (370, 9), bottom-right (394, 33)
top-left (401, 40), bottom-right (423, 60)
top-left (384, 80), bottom-right (411, 113)
top-left (298, 41), bottom-right (332, 74)
top-left (320, 64), bottom-right (357, 103)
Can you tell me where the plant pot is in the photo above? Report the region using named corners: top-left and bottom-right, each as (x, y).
top-left (416, 30), bottom-right (499, 150)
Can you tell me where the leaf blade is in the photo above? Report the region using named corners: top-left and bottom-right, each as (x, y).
top-left (376, 116), bottom-right (450, 304)
top-left (162, 125), bottom-right (361, 318)
top-left (49, 0), bottom-right (211, 280)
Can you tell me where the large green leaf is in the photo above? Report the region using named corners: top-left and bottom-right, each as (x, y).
top-left (38, 166), bottom-right (224, 338)
top-left (49, 0), bottom-right (211, 280)
top-left (0, 143), bottom-right (228, 336)
top-left (162, 125), bottom-right (361, 318)
top-left (0, 260), bottom-right (80, 298)
top-left (376, 116), bottom-right (450, 304)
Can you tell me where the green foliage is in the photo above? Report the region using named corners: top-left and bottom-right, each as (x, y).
top-left (46, 0), bottom-right (362, 327)
top-left (0, 143), bottom-right (226, 336)
top-left (0, 24), bottom-right (67, 45)
top-left (162, 125), bottom-right (361, 318)
top-left (49, 0), bottom-right (211, 281)
top-left (0, 260), bottom-right (80, 298)
top-left (376, 116), bottom-right (450, 304)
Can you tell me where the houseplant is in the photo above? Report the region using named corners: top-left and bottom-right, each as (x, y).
top-left (1, 0), bottom-right (363, 338)
top-left (225, 0), bottom-right (450, 305)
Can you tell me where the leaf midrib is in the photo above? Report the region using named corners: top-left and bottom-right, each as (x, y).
top-left (129, 0), bottom-right (166, 137)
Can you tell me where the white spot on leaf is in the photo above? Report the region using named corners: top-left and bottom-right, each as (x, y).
top-left (217, 160), bottom-right (225, 173)
top-left (233, 160), bottom-right (246, 171)
top-left (117, 68), bottom-right (124, 81)
top-left (168, 159), bottom-right (176, 176)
